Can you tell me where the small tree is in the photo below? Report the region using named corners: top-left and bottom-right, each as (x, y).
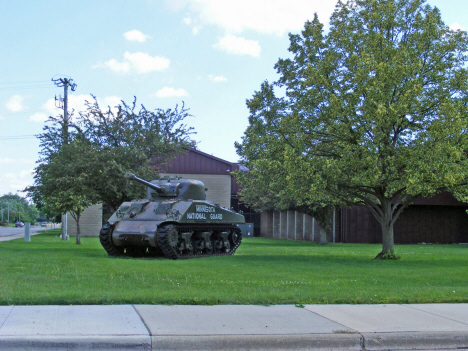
top-left (236, 0), bottom-right (468, 258)
top-left (27, 140), bottom-right (100, 244)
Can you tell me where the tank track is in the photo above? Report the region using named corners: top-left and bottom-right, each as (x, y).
top-left (157, 223), bottom-right (242, 260)
top-left (99, 223), bottom-right (124, 256)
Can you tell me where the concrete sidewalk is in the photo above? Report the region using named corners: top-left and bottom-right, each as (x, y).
top-left (0, 304), bottom-right (467, 350)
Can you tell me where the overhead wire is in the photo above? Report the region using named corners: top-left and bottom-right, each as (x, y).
top-left (0, 80), bottom-right (55, 91)
top-left (0, 135), bottom-right (38, 141)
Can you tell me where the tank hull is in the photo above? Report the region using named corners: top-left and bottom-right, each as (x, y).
top-left (100, 198), bottom-right (245, 259)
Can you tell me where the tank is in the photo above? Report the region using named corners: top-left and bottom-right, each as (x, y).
top-left (99, 173), bottom-right (244, 259)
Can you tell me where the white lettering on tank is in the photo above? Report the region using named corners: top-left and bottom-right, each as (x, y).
top-left (186, 213), bottom-right (206, 220)
top-left (196, 205), bottom-right (215, 213)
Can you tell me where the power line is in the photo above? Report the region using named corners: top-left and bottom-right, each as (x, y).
top-left (0, 84), bottom-right (55, 91)
top-left (0, 80), bottom-right (51, 85)
top-left (0, 80), bottom-right (55, 91)
top-left (0, 135), bottom-right (37, 141)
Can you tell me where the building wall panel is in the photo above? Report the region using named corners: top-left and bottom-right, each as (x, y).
top-left (67, 203), bottom-right (102, 237)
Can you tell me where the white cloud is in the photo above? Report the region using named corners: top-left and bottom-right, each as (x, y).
top-left (0, 115), bottom-right (5, 121)
top-left (124, 30), bottom-right (151, 42)
top-left (94, 52), bottom-right (170, 74)
top-left (101, 58), bottom-right (130, 73)
top-left (29, 112), bottom-right (49, 123)
top-left (450, 22), bottom-right (466, 31)
top-left (208, 74), bottom-right (227, 82)
top-left (124, 52), bottom-right (170, 73)
top-left (0, 169), bottom-right (35, 195)
top-left (214, 34), bottom-right (261, 57)
top-left (155, 87), bottom-right (188, 98)
top-left (182, 16), bottom-right (201, 35)
top-left (168, 0), bottom-right (335, 35)
top-left (6, 95), bottom-right (25, 112)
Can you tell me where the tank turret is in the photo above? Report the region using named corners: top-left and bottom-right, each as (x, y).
top-left (125, 173), bottom-right (206, 201)
top-left (99, 173), bottom-right (244, 259)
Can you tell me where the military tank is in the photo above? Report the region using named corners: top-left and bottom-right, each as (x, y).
top-left (99, 173), bottom-right (244, 259)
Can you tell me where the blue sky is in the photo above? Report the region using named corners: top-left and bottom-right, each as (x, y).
top-left (1, 0), bottom-right (467, 197)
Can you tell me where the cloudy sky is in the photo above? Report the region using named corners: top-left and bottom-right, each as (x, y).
top-left (1, 0), bottom-right (467, 197)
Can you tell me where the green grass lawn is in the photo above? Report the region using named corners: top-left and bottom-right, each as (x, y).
top-left (0, 229), bottom-right (467, 305)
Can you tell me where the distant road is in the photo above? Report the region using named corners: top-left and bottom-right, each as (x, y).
top-left (0, 226), bottom-right (50, 238)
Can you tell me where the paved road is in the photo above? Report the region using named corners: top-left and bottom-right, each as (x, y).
top-left (0, 226), bottom-right (50, 240)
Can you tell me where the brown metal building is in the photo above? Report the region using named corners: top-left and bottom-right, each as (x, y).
top-left (260, 192), bottom-right (468, 244)
top-left (160, 148), bottom-right (260, 234)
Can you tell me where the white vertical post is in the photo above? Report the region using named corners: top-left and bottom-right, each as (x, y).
top-left (24, 222), bottom-right (31, 242)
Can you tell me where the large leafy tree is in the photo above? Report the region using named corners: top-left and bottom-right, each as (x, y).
top-left (36, 97), bottom-right (195, 212)
top-left (236, 0), bottom-right (468, 258)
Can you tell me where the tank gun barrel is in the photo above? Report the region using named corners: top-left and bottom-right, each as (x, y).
top-left (125, 173), bottom-right (166, 194)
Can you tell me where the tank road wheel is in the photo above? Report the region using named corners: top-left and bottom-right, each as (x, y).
top-left (229, 227), bottom-right (242, 247)
top-left (99, 223), bottom-right (124, 257)
top-left (157, 224), bottom-right (180, 259)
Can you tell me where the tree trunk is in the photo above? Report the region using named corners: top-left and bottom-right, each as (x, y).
top-left (319, 226), bottom-right (327, 245)
top-left (375, 199), bottom-right (395, 259)
top-left (75, 213), bottom-right (81, 245)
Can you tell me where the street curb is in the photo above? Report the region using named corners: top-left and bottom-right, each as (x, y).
top-left (362, 331), bottom-right (468, 350)
top-left (151, 334), bottom-right (363, 351)
top-left (0, 335), bottom-right (152, 351)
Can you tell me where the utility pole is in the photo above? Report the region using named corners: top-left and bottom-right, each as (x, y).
top-left (52, 77), bottom-right (77, 240)
top-left (52, 77), bottom-right (77, 145)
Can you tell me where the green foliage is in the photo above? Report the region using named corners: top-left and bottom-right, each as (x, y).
top-left (0, 234), bottom-right (467, 305)
top-left (28, 97), bottom-right (195, 219)
top-left (71, 97), bottom-right (195, 211)
top-left (26, 140), bottom-right (101, 243)
top-left (236, 0), bottom-right (468, 258)
top-left (0, 194), bottom-right (39, 223)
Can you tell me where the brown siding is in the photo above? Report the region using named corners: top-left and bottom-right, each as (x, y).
top-left (162, 149), bottom-right (234, 176)
top-left (395, 206), bottom-right (468, 244)
top-left (341, 205), bottom-right (468, 244)
top-left (339, 207), bottom-right (381, 243)
top-left (261, 211), bottom-right (273, 238)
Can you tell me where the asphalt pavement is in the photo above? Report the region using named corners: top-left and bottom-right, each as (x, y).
top-left (0, 225), bottom-right (50, 241)
top-left (0, 304), bottom-right (467, 350)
